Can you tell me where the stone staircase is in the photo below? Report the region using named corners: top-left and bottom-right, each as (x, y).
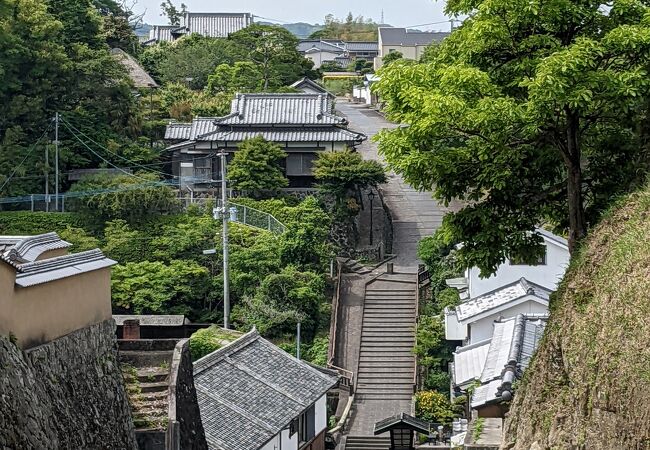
top-left (345, 275), bottom-right (417, 443)
top-left (338, 257), bottom-right (372, 275)
top-left (344, 436), bottom-right (391, 450)
top-left (355, 282), bottom-right (416, 400)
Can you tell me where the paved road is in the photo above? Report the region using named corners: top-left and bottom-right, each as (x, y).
top-left (336, 102), bottom-right (455, 272)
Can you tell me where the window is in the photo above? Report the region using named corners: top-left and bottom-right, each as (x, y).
top-left (298, 404), bottom-right (315, 446)
top-left (286, 153), bottom-right (316, 176)
top-left (510, 248), bottom-right (547, 266)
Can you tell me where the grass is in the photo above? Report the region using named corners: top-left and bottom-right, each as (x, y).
top-left (472, 417), bottom-right (485, 442)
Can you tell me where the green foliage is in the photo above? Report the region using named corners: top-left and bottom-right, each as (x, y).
top-left (68, 174), bottom-right (180, 227)
top-left (112, 260), bottom-right (214, 316)
top-left (235, 266), bottom-right (326, 339)
top-left (58, 226), bottom-right (100, 252)
top-left (304, 335), bottom-right (329, 366)
top-left (415, 391), bottom-right (456, 423)
top-left (189, 326), bottom-right (239, 361)
top-left (206, 62), bottom-right (263, 94)
top-left (418, 235), bottom-right (462, 299)
top-left (228, 24), bottom-right (314, 90)
top-left (375, 0), bottom-right (650, 273)
top-left (314, 150), bottom-right (387, 215)
top-left (0, 212), bottom-right (82, 235)
top-left (310, 13), bottom-right (379, 41)
top-left (228, 137), bottom-right (289, 196)
top-left (323, 78), bottom-right (356, 95)
top-left (381, 51), bottom-right (403, 65)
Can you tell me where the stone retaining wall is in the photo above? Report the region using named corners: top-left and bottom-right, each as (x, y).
top-left (0, 319), bottom-right (137, 449)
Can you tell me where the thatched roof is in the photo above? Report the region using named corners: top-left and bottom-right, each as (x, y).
top-left (111, 48), bottom-right (158, 89)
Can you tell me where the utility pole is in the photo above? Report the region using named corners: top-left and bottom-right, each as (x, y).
top-left (54, 112), bottom-right (59, 212)
top-left (218, 152), bottom-right (230, 329)
top-left (296, 322), bottom-right (301, 360)
top-left (44, 142), bottom-right (49, 212)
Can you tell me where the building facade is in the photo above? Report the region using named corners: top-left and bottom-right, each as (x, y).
top-left (145, 12), bottom-right (253, 44)
top-left (375, 28), bottom-right (449, 69)
top-left (164, 93), bottom-right (366, 189)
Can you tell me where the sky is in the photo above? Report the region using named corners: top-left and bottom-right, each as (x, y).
top-left (133, 0), bottom-right (452, 32)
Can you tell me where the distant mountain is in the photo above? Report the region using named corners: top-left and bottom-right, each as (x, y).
top-left (134, 23), bottom-right (152, 38)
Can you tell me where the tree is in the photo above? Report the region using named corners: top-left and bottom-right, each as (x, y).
top-left (206, 62), bottom-right (262, 94)
top-left (160, 0), bottom-right (186, 26)
top-left (228, 137), bottom-right (288, 196)
top-left (310, 14), bottom-right (379, 41)
top-left (68, 173), bottom-right (180, 226)
top-left (374, 0), bottom-right (650, 274)
top-left (381, 51), bottom-right (403, 66)
top-left (314, 149), bottom-right (387, 214)
top-left (229, 24), bottom-right (313, 90)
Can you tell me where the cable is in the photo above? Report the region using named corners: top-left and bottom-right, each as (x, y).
top-left (62, 121), bottom-right (155, 182)
top-left (0, 120), bottom-right (54, 193)
top-left (60, 116), bottom-right (175, 179)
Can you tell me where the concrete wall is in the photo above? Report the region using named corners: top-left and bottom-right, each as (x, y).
top-left (0, 319), bottom-right (137, 449)
top-left (305, 51), bottom-right (341, 69)
top-left (0, 261), bottom-right (112, 349)
top-left (315, 394), bottom-right (328, 435)
top-left (168, 339), bottom-right (207, 450)
top-left (467, 300), bottom-right (549, 344)
top-left (467, 241), bottom-right (570, 298)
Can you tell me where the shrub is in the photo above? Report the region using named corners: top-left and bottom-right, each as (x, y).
top-left (189, 326), bottom-right (239, 361)
top-left (415, 391), bottom-right (455, 423)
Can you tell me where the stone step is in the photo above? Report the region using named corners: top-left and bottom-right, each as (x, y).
top-left (345, 436), bottom-right (391, 450)
top-left (366, 289), bottom-right (415, 293)
top-left (136, 367), bottom-right (168, 383)
top-left (360, 338), bottom-right (415, 344)
top-left (360, 344), bottom-right (414, 350)
top-left (358, 367), bottom-right (414, 374)
top-left (139, 381), bottom-right (169, 394)
top-left (354, 393), bottom-right (413, 400)
top-left (358, 361), bottom-right (414, 368)
top-left (363, 317), bottom-right (415, 323)
top-left (119, 350), bottom-right (174, 367)
top-left (357, 376), bottom-right (413, 383)
top-left (361, 326), bottom-right (414, 331)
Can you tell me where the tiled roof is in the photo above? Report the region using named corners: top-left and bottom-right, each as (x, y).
top-left (345, 41), bottom-right (379, 52)
top-left (216, 93), bottom-right (344, 126)
top-left (374, 413), bottom-right (430, 435)
top-left (1, 232), bottom-right (71, 266)
top-left (200, 127), bottom-right (366, 143)
top-left (113, 315), bottom-right (188, 326)
top-left (182, 12), bottom-right (253, 38)
top-left (149, 25), bottom-right (179, 42)
top-left (470, 314), bottom-right (547, 408)
top-left (194, 329), bottom-right (338, 450)
top-left (379, 27), bottom-right (450, 46)
top-left (165, 123), bottom-right (192, 140)
top-left (190, 118), bottom-right (219, 140)
top-left (290, 77), bottom-right (334, 98)
top-left (452, 339), bottom-right (491, 386)
top-left (536, 228), bottom-right (569, 249)
top-left (14, 249), bottom-right (117, 287)
top-left (297, 39), bottom-right (345, 53)
top-left (455, 278), bottom-right (551, 322)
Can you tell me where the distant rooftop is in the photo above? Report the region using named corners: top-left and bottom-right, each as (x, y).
top-left (194, 328), bottom-right (338, 450)
top-left (110, 48), bottom-right (158, 88)
top-left (378, 27), bottom-right (450, 46)
top-left (147, 12), bottom-right (253, 43)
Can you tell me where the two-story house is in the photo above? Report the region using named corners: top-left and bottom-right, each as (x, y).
top-left (164, 93), bottom-right (366, 189)
top-left (145, 12), bottom-right (253, 45)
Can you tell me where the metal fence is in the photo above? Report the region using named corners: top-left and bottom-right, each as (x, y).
top-left (220, 200), bottom-right (286, 234)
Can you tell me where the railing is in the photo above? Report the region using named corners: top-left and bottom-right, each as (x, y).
top-left (328, 364), bottom-right (354, 394)
top-left (327, 258), bottom-right (343, 368)
top-left (413, 268), bottom-right (420, 394)
top-left (224, 201), bottom-right (286, 234)
top-left (418, 266), bottom-right (432, 287)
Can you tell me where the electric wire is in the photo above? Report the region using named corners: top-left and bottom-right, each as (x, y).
top-left (0, 120), bottom-right (54, 193)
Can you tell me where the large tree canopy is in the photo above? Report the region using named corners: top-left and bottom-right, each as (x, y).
top-left (374, 0), bottom-right (650, 275)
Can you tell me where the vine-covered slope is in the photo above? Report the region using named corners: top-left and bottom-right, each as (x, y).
top-left (502, 187), bottom-right (650, 450)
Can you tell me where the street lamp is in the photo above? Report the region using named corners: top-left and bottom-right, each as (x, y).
top-left (367, 191), bottom-right (376, 246)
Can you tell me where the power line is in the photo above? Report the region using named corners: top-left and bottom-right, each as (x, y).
top-left (62, 121), bottom-right (156, 182)
top-left (60, 116), bottom-right (175, 179)
top-left (0, 121), bottom-right (54, 194)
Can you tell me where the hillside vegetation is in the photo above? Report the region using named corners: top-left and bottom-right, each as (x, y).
top-left (502, 186), bottom-right (650, 449)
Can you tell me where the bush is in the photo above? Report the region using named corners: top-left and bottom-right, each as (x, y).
top-left (415, 391), bottom-right (455, 423)
top-left (304, 335), bottom-right (329, 366)
top-left (228, 137), bottom-right (288, 196)
top-left (189, 326), bottom-right (239, 361)
top-left (0, 212), bottom-right (83, 235)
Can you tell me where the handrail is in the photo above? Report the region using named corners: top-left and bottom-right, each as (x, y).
top-left (328, 394), bottom-right (355, 434)
top-left (413, 269), bottom-right (420, 393)
top-left (327, 259), bottom-right (343, 367)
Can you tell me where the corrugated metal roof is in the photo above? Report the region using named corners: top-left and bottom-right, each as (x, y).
top-left (455, 278), bottom-right (551, 322)
top-left (379, 27), bottom-right (450, 46)
top-left (183, 12), bottom-right (253, 38)
top-left (14, 249), bottom-right (117, 287)
top-left (194, 329), bottom-right (338, 450)
top-left (165, 123), bottom-right (192, 140)
top-left (217, 93), bottom-right (344, 125)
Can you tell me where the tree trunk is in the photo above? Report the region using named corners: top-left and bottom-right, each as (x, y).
top-left (565, 108), bottom-right (587, 253)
